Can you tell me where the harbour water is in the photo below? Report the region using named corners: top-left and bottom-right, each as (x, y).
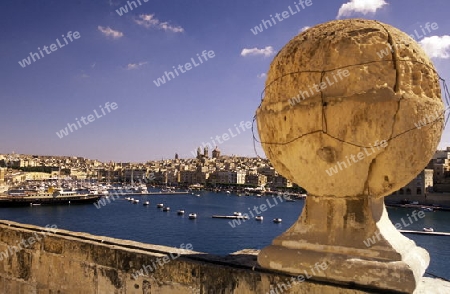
top-left (1, 191), bottom-right (449, 281)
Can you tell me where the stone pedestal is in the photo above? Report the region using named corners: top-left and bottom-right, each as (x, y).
top-left (258, 196), bottom-right (429, 293)
top-left (255, 19), bottom-right (443, 293)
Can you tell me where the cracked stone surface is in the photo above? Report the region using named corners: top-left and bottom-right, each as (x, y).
top-left (256, 18), bottom-right (444, 198)
top-left (256, 19), bottom-right (444, 293)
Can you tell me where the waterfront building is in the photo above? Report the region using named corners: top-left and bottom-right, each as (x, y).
top-left (270, 175), bottom-right (293, 188)
top-left (389, 169), bottom-right (433, 198)
top-left (24, 172), bottom-right (51, 181)
top-left (257, 166), bottom-right (277, 184)
top-left (211, 170), bottom-right (246, 185)
top-left (0, 167), bottom-right (5, 183)
top-left (166, 169), bottom-right (180, 185)
top-left (245, 174), bottom-right (267, 187)
top-left (180, 170), bottom-right (197, 185)
top-left (123, 169), bottom-right (147, 182)
top-left (70, 168), bottom-right (87, 180)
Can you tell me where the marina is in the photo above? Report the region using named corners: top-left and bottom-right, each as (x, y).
top-left (0, 190), bottom-right (449, 282)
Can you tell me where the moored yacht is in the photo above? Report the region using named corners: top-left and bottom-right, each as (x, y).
top-left (0, 188), bottom-right (100, 207)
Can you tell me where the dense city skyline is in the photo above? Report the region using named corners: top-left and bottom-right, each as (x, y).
top-left (1, 0), bottom-right (450, 162)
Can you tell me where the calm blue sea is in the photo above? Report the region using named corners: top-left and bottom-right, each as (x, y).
top-left (1, 191), bottom-right (449, 281)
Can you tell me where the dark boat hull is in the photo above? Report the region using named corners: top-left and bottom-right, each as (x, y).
top-left (0, 195), bottom-right (102, 207)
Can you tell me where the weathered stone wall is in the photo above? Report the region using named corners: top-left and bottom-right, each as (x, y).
top-left (0, 220), bottom-right (448, 294)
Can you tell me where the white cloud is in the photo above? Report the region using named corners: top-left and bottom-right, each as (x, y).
top-left (257, 73), bottom-right (267, 79)
top-left (337, 0), bottom-right (387, 18)
top-left (419, 36), bottom-right (450, 59)
top-left (126, 61), bottom-right (148, 70)
top-left (98, 26), bottom-right (123, 39)
top-left (240, 46), bottom-right (275, 57)
top-left (300, 26), bottom-right (311, 33)
top-left (135, 14), bottom-right (184, 33)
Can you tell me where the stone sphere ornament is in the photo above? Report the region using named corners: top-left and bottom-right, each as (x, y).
top-left (256, 19), bottom-right (444, 293)
top-left (256, 19), bottom-right (444, 198)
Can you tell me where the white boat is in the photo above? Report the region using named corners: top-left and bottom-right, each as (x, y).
top-left (177, 209), bottom-right (185, 215)
top-left (143, 201), bottom-right (150, 206)
top-left (233, 212), bottom-right (242, 216)
top-left (157, 203), bottom-right (164, 208)
top-left (273, 218), bottom-right (282, 223)
top-left (133, 199), bottom-right (139, 204)
top-left (139, 187), bottom-right (148, 194)
top-left (423, 227), bottom-right (434, 232)
top-left (189, 213), bottom-right (197, 219)
top-left (163, 207), bottom-right (170, 212)
top-left (226, 191), bottom-right (231, 194)
top-left (256, 194), bottom-right (262, 197)
top-left (255, 216), bottom-right (263, 221)
top-left (195, 194), bottom-right (200, 197)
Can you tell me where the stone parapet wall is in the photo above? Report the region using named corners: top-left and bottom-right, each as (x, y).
top-left (0, 220), bottom-right (447, 294)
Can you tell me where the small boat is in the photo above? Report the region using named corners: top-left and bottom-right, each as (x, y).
top-left (177, 209), bottom-right (185, 215)
top-left (226, 191), bottom-right (231, 194)
top-left (423, 227), bottom-right (434, 232)
top-left (421, 207), bottom-right (433, 212)
top-left (133, 199), bottom-right (139, 204)
top-left (256, 194), bottom-right (262, 197)
top-left (143, 201), bottom-right (150, 206)
top-left (157, 203), bottom-right (164, 208)
top-left (189, 213), bottom-right (197, 219)
top-left (233, 212), bottom-right (242, 216)
top-left (195, 194), bottom-right (200, 197)
top-left (163, 207), bottom-right (170, 212)
top-left (212, 215), bottom-right (248, 219)
top-left (255, 216), bottom-right (263, 221)
top-left (273, 218), bottom-right (282, 223)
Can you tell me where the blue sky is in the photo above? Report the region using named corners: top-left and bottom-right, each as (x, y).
top-left (1, 0), bottom-right (449, 162)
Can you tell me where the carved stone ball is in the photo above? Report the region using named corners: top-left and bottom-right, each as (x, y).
top-left (256, 19), bottom-right (443, 198)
